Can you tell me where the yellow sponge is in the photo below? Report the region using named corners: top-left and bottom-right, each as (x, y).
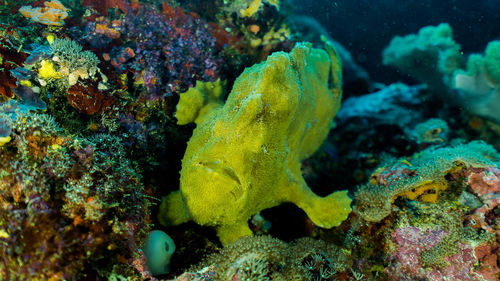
top-left (38, 60), bottom-right (62, 79)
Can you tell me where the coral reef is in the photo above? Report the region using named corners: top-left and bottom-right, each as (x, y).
top-left (329, 138), bottom-right (500, 280)
top-left (14, 37), bottom-right (114, 118)
top-left (48, 38), bottom-right (100, 86)
top-left (0, 35), bottom-right (28, 98)
top-left (106, 2), bottom-right (223, 97)
top-left (159, 42), bottom-right (351, 245)
top-left (204, 0), bottom-right (291, 69)
top-left (354, 141), bottom-right (500, 222)
top-left (0, 107), bottom-right (149, 279)
top-left (453, 40), bottom-right (500, 123)
top-left (191, 235), bottom-right (350, 281)
top-left (383, 23), bottom-right (500, 124)
top-left (382, 23), bottom-right (463, 92)
top-left (411, 118), bottom-right (450, 145)
top-left (385, 202), bottom-right (495, 281)
top-left (0, 1), bottom-right (499, 280)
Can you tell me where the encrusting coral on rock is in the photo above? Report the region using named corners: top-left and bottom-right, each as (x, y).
top-left (190, 235), bottom-right (350, 281)
top-left (0, 110), bottom-right (150, 280)
top-left (354, 141), bottom-right (500, 222)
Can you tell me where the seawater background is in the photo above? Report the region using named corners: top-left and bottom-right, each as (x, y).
top-left (293, 0), bottom-right (500, 84)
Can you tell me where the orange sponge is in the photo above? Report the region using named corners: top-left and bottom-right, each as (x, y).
top-left (19, 0), bottom-right (69, 26)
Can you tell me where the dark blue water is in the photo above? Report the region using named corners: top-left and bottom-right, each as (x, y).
top-left (294, 0), bottom-right (500, 84)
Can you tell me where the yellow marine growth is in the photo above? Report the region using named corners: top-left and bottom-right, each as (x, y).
top-left (159, 42), bottom-right (352, 245)
top-left (239, 0), bottom-right (280, 17)
top-left (175, 79), bottom-right (226, 125)
top-left (240, 0), bottom-right (261, 17)
top-left (0, 136), bottom-right (11, 146)
top-left (38, 60), bottom-right (62, 80)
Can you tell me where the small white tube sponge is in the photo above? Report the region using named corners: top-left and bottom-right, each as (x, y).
top-left (143, 230), bottom-right (176, 276)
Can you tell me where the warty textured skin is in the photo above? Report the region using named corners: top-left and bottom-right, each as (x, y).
top-left (160, 42), bottom-right (351, 245)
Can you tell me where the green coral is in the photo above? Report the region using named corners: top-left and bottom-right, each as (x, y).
top-left (454, 40), bottom-right (500, 90)
top-left (483, 41), bottom-right (500, 86)
top-left (50, 38), bottom-right (100, 74)
top-left (382, 23), bottom-right (463, 92)
top-left (465, 53), bottom-right (484, 77)
top-left (159, 42), bottom-right (351, 245)
top-left (383, 23), bottom-right (500, 123)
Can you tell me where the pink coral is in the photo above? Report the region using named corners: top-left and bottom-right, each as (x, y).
top-left (467, 167), bottom-right (500, 234)
top-left (464, 166), bottom-right (500, 280)
top-left (387, 226), bottom-right (444, 279)
top-left (387, 226), bottom-right (488, 281)
top-left (474, 243), bottom-right (500, 280)
top-left (469, 167), bottom-right (500, 193)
